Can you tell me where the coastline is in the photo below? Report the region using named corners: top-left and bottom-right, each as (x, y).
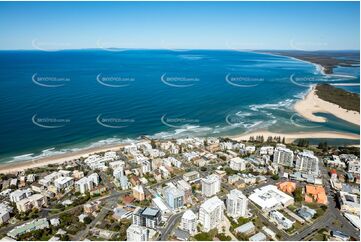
top-left (294, 85), bottom-right (360, 125)
top-left (0, 142), bottom-right (134, 174)
top-left (1, 129), bottom-right (360, 174)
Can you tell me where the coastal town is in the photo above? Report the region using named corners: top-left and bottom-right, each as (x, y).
top-left (0, 136), bottom-right (359, 241)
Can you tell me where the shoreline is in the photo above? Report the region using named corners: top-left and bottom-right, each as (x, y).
top-left (294, 85), bottom-right (360, 125)
top-left (1, 130), bottom-right (360, 174)
top-left (0, 142), bottom-right (134, 174)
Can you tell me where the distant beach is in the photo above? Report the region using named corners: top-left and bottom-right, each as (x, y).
top-left (294, 85), bottom-right (360, 125)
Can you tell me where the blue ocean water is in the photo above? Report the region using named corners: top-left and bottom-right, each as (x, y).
top-left (0, 50), bottom-right (359, 163)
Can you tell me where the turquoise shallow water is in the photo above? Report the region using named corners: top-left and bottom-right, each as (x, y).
top-left (0, 50), bottom-right (359, 163)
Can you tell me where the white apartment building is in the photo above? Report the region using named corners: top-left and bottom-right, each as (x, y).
top-left (347, 159), bottom-right (360, 174)
top-left (0, 203), bottom-right (13, 224)
top-left (273, 147), bottom-right (294, 167)
top-left (180, 209), bottom-right (197, 235)
top-left (9, 189), bottom-right (32, 203)
top-left (229, 157), bottom-right (247, 171)
top-left (142, 160), bottom-right (152, 174)
top-left (54, 176), bottom-right (74, 191)
top-left (75, 173), bottom-right (99, 194)
top-left (295, 151), bottom-right (319, 175)
top-left (226, 189), bottom-right (248, 218)
top-left (16, 194), bottom-right (47, 213)
top-left (201, 174), bottom-right (221, 197)
top-left (199, 196), bottom-right (225, 232)
top-left (126, 224), bottom-right (149, 241)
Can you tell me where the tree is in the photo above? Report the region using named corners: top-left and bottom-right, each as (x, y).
top-left (282, 137), bottom-right (286, 144)
top-left (293, 187), bottom-right (303, 202)
top-left (83, 216), bottom-right (92, 224)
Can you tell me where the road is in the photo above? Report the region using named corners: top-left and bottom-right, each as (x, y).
top-left (288, 160), bottom-right (360, 241)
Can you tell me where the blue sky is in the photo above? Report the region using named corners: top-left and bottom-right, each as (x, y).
top-left (0, 1), bottom-right (359, 50)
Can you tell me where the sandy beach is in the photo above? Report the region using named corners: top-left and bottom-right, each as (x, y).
top-left (232, 130), bottom-right (360, 143)
top-left (0, 142), bottom-right (132, 174)
top-left (294, 86), bottom-right (360, 125)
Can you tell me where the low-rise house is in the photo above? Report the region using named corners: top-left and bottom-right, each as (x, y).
top-left (249, 232), bottom-right (267, 241)
top-left (235, 221), bottom-right (256, 235)
top-left (183, 171), bottom-right (200, 183)
top-left (7, 218), bottom-right (49, 239)
top-left (269, 210), bottom-right (294, 230)
top-left (304, 185), bottom-right (328, 205)
top-left (296, 206), bottom-right (316, 222)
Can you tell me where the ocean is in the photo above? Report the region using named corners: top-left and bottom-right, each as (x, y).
top-left (0, 50), bottom-right (359, 163)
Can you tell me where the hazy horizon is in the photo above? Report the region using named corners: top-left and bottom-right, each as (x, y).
top-left (0, 1), bottom-right (359, 51)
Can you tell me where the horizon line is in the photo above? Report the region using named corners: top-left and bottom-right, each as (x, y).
top-left (0, 48), bottom-right (360, 52)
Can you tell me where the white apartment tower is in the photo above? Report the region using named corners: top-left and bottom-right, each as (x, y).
top-left (180, 209), bottom-right (197, 235)
top-left (226, 189), bottom-right (248, 218)
top-left (273, 147), bottom-right (294, 167)
top-left (201, 174), bottom-right (221, 197)
top-left (126, 224), bottom-right (149, 241)
top-left (295, 151), bottom-right (319, 175)
top-left (199, 196), bottom-right (225, 232)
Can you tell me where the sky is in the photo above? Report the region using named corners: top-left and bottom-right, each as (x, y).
top-left (0, 1), bottom-right (359, 50)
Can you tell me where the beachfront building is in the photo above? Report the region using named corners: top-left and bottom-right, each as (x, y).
top-left (201, 174), bottom-right (221, 197)
top-left (295, 151), bottom-right (319, 175)
top-left (226, 189), bottom-right (248, 218)
top-left (248, 185), bottom-right (294, 211)
top-left (164, 186), bottom-right (184, 210)
top-left (16, 194), bottom-right (47, 213)
top-left (54, 176), bottom-right (74, 192)
top-left (273, 147), bottom-right (294, 167)
top-left (180, 209), bottom-right (197, 235)
top-left (199, 196), bottom-right (225, 232)
top-left (126, 224), bottom-right (149, 241)
top-left (229, 157), bottom-right (247, 171)
top-left (75, 173), bottom-right (99, 194)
